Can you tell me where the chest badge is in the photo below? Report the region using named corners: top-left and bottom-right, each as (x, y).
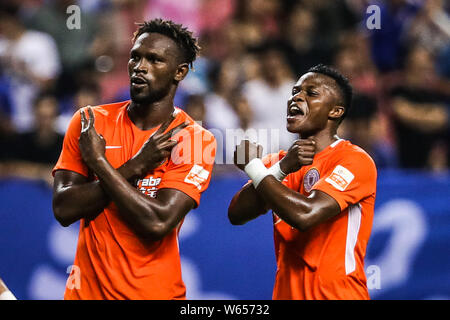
top-left (303, 168), bottom-right (320, 192)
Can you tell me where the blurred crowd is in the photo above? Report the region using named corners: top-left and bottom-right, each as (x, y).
top-left (0, 0), bottom-right (449, 185)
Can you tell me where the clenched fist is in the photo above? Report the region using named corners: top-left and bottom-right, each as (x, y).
top-left (279, 139), bottom-right (316, 174)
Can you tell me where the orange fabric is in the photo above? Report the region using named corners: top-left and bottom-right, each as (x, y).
top-left (53, 101), bottom-right (216, 300)
top-left (262, 140), bottom-right (377, 300)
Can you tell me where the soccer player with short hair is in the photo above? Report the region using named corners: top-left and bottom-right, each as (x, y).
top-left (52, 19), bottom-right (216, 300)
top-left (228, 64), bottom-right (377, 300)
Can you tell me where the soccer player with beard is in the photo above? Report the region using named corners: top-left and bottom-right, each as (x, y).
top-left (228, 65), bottom-right (377, 300)
top-left (52, 19), bottom-right (216, 300)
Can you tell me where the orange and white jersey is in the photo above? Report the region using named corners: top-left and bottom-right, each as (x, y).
top-left (53, 100), bottom-right (216, 300)
top-left (263, 139), bottom-right (377, 300)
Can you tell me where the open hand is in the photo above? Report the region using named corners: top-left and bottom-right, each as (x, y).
top-left (131, 113), bottom-right (189, 176)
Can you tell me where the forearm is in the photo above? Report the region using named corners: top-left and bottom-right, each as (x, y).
top-left (53, 160), bottom-right (140, 227)
top-left (255, 175), bottom-right (313, 231)
top-left (228, 159), bottom-right (290, 225)
top-left (53, 179), bottom-right (110, 226)
top-left (228, 182), bottom-right (269, 225)
top-left (91, 157), bottom-right (166, 239)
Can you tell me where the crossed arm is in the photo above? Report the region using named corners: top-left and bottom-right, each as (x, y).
top-left (228, 140), bottom-right (341, 231)
top-left (52, 107), bottom-right (194, 241)
top-left (53, 162), bottom-right (141, 227)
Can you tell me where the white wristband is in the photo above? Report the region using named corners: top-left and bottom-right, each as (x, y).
top-left (0, 290), bottom-right (17, 300)
top-left (267, 161), bottom-right (287, 181)
top-left (244, 158), bottom-right (270, 189)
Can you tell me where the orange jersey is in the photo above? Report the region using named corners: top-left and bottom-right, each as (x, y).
top-left (53, 100), bottom-right (216, 300)
top-left (262, 139), bottom-right (377, 300)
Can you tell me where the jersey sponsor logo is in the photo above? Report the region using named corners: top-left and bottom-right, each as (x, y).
top-left (325, 165), bottom-right (354, 191)
top-left (136, 176), bottom-right (161, 197)
top-left (184, 165), bottom-right (210, 190)
top-left (303, 168), bottom-right (320, 192)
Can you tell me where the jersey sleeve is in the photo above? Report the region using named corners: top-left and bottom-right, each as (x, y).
top-left (158, 126), bottom-right (216, 207)
top-left (311, 151), bottom-right (377, 211)
top-left (52, 110), bottom-right (89, 177)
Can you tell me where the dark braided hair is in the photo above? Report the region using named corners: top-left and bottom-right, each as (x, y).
top-left (132, 18), bottom-right (200, 69)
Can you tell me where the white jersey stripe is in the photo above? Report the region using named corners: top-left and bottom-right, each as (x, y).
top-left (345, 203), bottom-right (362, 275)
top-left (330, 139), bottom-right (344, 148)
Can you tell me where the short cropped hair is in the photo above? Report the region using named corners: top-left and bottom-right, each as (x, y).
top-left (307, 64), bottom-right (353, 123)
top-left (132, 18), bottom-right (200, 69)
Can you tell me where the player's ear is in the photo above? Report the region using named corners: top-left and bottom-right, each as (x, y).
top-left (174, 63), bottom-right (189, 82)
top-left (328, 105), bottom-right (345, 121)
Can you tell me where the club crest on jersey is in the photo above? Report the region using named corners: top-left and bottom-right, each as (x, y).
top-left (303, 168), bottom-right (320, 192)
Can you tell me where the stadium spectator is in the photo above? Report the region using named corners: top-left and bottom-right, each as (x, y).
top-left (25, 0), bottom-right (99, 97)
top-left (0, 92), bottom-right (63, 187)
top-left (56, 82), bottom-right (102, 134)
top-left (388, 45), bottom-right (449, 169)
top-left (368, 0), bottom-right (421, 72)
top-left (232, 0), bottom-right (282, 49)
top-left (407, 0), bottom-right (450, 56)
top-left (334, 41), bottom-right (398, 168)
top-left (242, 45), bottom-right (296, 152)
top-left (281, 5), bottom-right (328, 76)
top-left (145, 0), bottom-right (235, 36)
top-left (0, 3), bottom-right (60, 132)
top-left (184, 94), bottom-right (206, 124)
top-left (0, 0), bottom-right (446, 174)
top-left (204, 60), bottom-right (246, 133)
top-left (406, 0), bottom-right (450, 80)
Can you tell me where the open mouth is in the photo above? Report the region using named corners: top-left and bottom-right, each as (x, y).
top-left (288, 104), bottom-right (306, 117)
top-left (131, 76), bottom-right (147, 86)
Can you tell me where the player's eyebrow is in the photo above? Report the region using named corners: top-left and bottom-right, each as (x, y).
top-left (129, 46), bottom-right (143, 56)
top-left (130, 45), bottom-right (170, 60)
top-left (292, 83), bottom-right (320, 92)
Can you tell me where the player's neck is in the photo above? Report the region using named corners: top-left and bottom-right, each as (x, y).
top-left (128, 98), bottom-right (175, 131)
top-left (300, 130), bottom-right (339, 154)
